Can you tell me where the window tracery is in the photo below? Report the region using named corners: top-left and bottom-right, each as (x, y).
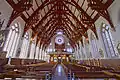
top-left (3, 23), bottom-right (19, 58)
top-left (101, 23), bottom-right (116, 57)
top-left (19, 32), bottom-right (29, 58)
top-left (90, 33), bottom-right (99, 58)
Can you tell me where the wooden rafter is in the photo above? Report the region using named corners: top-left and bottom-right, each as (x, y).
top-left (6, 0), bottom-right (114, 48)
top-left (6, 0), bottom-right (33, 27)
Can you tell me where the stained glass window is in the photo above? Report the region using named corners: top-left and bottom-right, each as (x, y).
top-left (19, 32), bottom-right (29, 58)
top-left (101, 23), bottom-right (116, 57)
top-left (90, 33), bottom-right (99, 58)
top-left (3, 23), bottom-right (19, 58)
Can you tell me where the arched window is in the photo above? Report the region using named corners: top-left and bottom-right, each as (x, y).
top-left (19, 32), bottom-right (29, 58)
top-left (90, 33), bottom-right (99, 58)
top-left (39, 46), bottom-right (42, 60)
top-left (35, 41), bottom-right (40, 59)
top-left (84, 39), bottom-right (90, 59)
top-left (79, 42), bottom-right (86, 59)
top-left (29, 39), bottom-right (36, 59)
top-left (66, 48), bottom-right (73, 53)
top-left (3, 23), bottom-right (19, 58)
top-left (35, 46), bottom-right (40, 59)
top-left (101, 23), bottom-right (116, 57)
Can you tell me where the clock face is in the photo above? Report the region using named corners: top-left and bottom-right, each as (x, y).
top-left (55, 36), bottom-right (64, 45)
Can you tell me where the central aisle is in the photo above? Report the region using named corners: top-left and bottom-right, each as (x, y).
top-left (52, 64), bottom-right (68, 80)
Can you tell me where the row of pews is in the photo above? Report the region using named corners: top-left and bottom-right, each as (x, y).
top-left (0, 58), bottom-right (57, 79)
top-left (24, 62), bottom-right (56, 79)
top-left (62, 59), bottom-right (120, 79)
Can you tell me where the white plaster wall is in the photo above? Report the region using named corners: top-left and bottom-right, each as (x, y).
top-left (81, 36), bottom-right (88, 59)
top-left (87, 29), bottom-right (94, 58)
top-left (26, 29), bottom-right (33, 58)
top-left (108, 0), bottom-right (120, 56)
top-left (29, 36), bottom-right (37, 59)
top-left (35, 40), bottom-right (40, 59)
top-left (78, 41), bottom-right (82, 60)
top-left (87, 29), bottom-right (101, 58)
top-left (19, 29), bottom-right (32, 58)
top-left (0, 0), bottom-right (13, 30)
top-left (108, 0), bottom-right (120, 28)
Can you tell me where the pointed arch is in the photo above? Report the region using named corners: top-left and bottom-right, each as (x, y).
top-left (101, 23), bottom-right (117, 58)
top-left (19, 31), bottom-right (30, 58)
top-left (82, 36), bottom-right (88, 59)
top-left (90, 32), bottom-right (99, 58)
top-left (3, 22), bottom-right (20, 58)
top-left (29, 36), bottom-right (37, 59)
top-left (35, 40), bottom-right (40, 59)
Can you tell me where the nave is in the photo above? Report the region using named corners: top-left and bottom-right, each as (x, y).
top-left (0, 57), bottom-right (120, 80)
top-left (0, 0), bottom-right (120, 80)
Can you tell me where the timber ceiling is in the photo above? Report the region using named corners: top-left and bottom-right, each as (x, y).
top-left (6, 0), bottom-right (114, 48)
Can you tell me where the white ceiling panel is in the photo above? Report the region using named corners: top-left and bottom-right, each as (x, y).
top-left (23, 11), bottom-right (29, 19)
top-left (32, 0), bottom-right (38, 11)
top-left (36, 0), bottom-right (42, 6)
top-left (27, 8), bottom-right (34, 16)
top-left (13, 0), bottom-right (18, 4)
top-left (82, 0), bottom-right (88, 11)
top-left (86, 7), bottom-right (93, 16)
top-left (78, 0), bottom-right (84, 7)
top-left (91, 11), bottom-right (98, 19)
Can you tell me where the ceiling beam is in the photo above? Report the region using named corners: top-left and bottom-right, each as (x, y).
top-left (6, 0), bottom-right (33, 27)
top-left (62, 2), bottom-right (87, 32)
top-left (24, 3), bottom-right (57, 31)
top-left (87, 0), bottom-right (115, 30)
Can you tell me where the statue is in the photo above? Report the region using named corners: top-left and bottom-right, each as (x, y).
top-left (117, 42), bottom-right (120, 55)
top-left (99, 48), bottom-right (104, 58)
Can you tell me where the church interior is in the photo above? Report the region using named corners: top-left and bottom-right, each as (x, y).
top-left (0, 0), bottom-right (120, 80)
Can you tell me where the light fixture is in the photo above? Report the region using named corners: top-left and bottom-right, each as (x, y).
top-left (55, 36), bottom-right (64, 45)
